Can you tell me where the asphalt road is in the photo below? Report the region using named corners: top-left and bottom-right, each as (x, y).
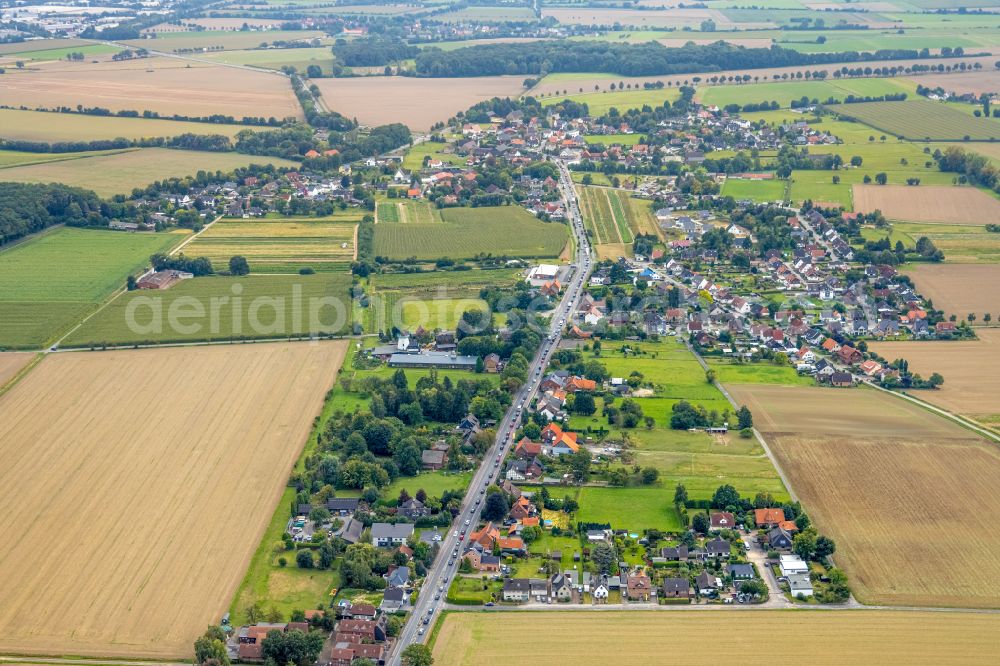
top-left (387, 159), bottom-right (591, 663)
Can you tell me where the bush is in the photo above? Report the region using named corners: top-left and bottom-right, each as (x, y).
top-left (278, 557), bottom-right (287, 567)
top-left (296, 549), bottom-right (315, 568)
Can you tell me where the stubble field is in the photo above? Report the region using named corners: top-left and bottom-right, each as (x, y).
top-left (432, 610), bottom-right (1000, 665)
top-left (852, 185), bottom-right (1000, 224)
top-left (0, 108), bottom-right (256, 142)
top-left (0, 352), bottom-right (33, 388)
top-left (0, 147), bottom-right (296, 197)
top-left (870, 329), bottom-right (1000, 428)
top-left (0, 58), bottom-right (301, 120)
top-left (727, 384), bottom-right (1000, 608)
top-left (0, 341), bottom-right (347, 657)
top-left (906, 264), bottom-right (1000, 318)
top-left (313, 75), bottom-right (526, 129)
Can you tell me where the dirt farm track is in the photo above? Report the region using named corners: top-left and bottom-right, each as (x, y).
top-left (0, 341), bottom-right (346, 658)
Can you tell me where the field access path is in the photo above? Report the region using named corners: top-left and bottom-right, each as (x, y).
top-left (386, 158), bottom-right (593, 666)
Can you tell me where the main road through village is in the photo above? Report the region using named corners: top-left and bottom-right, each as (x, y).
top-left (386, 159), bottom-right (593, 665)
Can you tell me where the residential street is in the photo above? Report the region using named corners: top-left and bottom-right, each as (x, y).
top-left (385, 158), bottom-right (592, 665)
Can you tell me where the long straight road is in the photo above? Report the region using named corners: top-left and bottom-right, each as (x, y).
top-left (387, 160), bottom-right (591, 664)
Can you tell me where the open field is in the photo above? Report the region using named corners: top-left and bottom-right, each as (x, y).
top-left (543, 7), bottom-right (736, 28)
top-left (906, 264), bottom-right (1000, 319)
top-left (906, 70), bottom-right (1000, 97)
top-left (0, 58), bottom-right (301, 120)
top-left (202, 46), bottom-right (333, 74)
top-left (576, 185), bottom-right (634, 245)
top-left (721, 176), bottom-right (786, 202)
top-left (0, 108), bottom-right (260, 142)
top-left (400, 141), bottom-right (465, 171)
top-left (728, 383), bottom-right (1000, 608)
top-left (529, 55), bottom-right (1000, 97)
top-left (0, 352), bottom-right (34, 389)
top-left (0, 43), bottom-right (121, 63)
top-left (0, 341), bottom-right (347, 657)
top-left (853, 185), bottom-right (1000, 224)
top-left (123, 29), bottom-right (328, 52)
top-left (63, 273), bottom-right (354, 347)
top-left (432, 611), bottom-right (1000, 665)
top-left (727, 384), bottom-right (971, 439)
top-left (870, 329), bottom-right (1000, 427)
top-left (834, 99), bottom-right (1000, 141)
top-left (870, 221), bottom-right (1000, 263)
top-left (313, 75), bottom-right (526, 129)
top-left (0, 38), bottom-right (95, 55)
top-left (540, 87), bottom-right (680, 116)
top-left (373, 206), bottom-right (567, 261)
top-left (0, 147), bottom-right (296, 197)
top-left (700, 77), bottom-right (914, 109)
top-left (377, 199), bottom-right (443, 224)
top-left (0, 227), bottom-right (183, 349)
top-left (185, 216), bottom-right (357, 272)
top-left (0, 148), bottom-right (132, 168)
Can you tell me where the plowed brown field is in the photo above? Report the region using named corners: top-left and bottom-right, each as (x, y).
top-left (0, 341), bottom-right (346, 657)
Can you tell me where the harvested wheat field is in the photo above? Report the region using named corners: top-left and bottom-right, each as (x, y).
top-left (853, 185), bottom-right (1000, 224)
top-left (871, 329), bottom-right (1000, 426)
top-left (728, 384), bottom-right (970, 439)
top-left (529, 55), bottom-right (999, 97)
top-left (0, 352), bottom-right (34, 389)
top-left (433, 610), bottom-right (1000, 665)
top-left (0, 58), bottom-right (301, 120)
top-left (0, 341), bottom-right (346, 657)
top-left (907, 264), bottom-right (1000, 319)
top-left (314, 75), bottom-right (526, 129)
top-left (907, 70), bottom-right (1000, 97)
top-left (727, 384), bottom-right (1000, 608)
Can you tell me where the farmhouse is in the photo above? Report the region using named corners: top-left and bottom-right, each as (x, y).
top-left (136, 269), bottom-right (192, 290)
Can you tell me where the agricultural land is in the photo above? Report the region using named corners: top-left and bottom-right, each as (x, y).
top-left (0, 147), bottom-right (298, 197)
top-left (432, 610), bottom-right (1000, 665)
top-left (870, 329), bottom-right (1000, 431)
top-left (373, 206), bottom-right (567, 261)
top-left (0, 227), bottom-right (184, 349)
top-left (0, 58), bottom-right (302, 120)
top-left (0, 341), bottom-right (347, 657)
top-left (853, 185), bottom-right (1000, 224)
top-left (0, 108), bottom-right (256, 142)
top-left (183, 216), bottom-right (358, 273)
top-left (63, 273), bottom-right (355, 347)
top-left (906, 264), bottom-right (1000, 318)
top-left (314, 75), bottom-right (526, 129)
top-left (728, 384), bottom-right (1000, 608)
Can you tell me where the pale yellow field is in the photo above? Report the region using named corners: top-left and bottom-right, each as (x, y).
top-left (184, 218), bottom-right (357, 267)
top-left (870, 329), bottom-right (1000, 426)
top-left (853, 185), bottom-right (1000, 224)
top-left (433, 611), bottom-right (1000, 665)
top-left (314, 75), bottom-right (526, 129)
top-left (0, 341), bottom-right (346, 657)
top-left (727, 384), bottom-right (970, 439)
top-left (906, 264), bottom-right (1000, 319)
top-left (728, 383), bottom-right (1000, 608)
top-left (0, 352), bottom-right (34, 389)
top-left (0, 57), bottom-right (301, 120)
